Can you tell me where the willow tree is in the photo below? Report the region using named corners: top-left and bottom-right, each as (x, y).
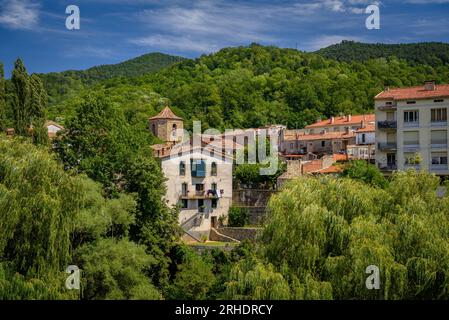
top-left (229, 171), bottom-right (449, 300)
top-left (0, 136), bottom-right (79, 277)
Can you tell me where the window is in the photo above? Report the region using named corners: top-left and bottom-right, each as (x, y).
top-left (432, 153), bottom-right (448, 166)
top-left (211, 183), bottom-right (217, 191)
top-left (152, 124), bottom-right (157, 135)
top-left (181, 199), bottom-right (188, 209)
top-left (211, 162), bottom-right (217, 176)
top-left (386, 101), bottom-right (393, 106)
top-left (406, 101), bottom-right (416, 104)
top-left (321, 141), bottom-right (326, 147)
top-left (191, 159), bottom-right (206, 177)
top-left (182, 183), bottom-right (188, 196)
top-left (362, 134), bottom-right (366, 143)
top-left (404, 111), bottom-right (419, 125)
top-left (196, 184), bottom-right (205, 192)
top-left (404, 131), bottom-right (419, 146)
top-left (431, 108), bottom-right (447, 122)
top-left (211, 199), bottom-right (218, 209)
top-left (434, 99), bottom-right (444, 103)
top-left (431, 130), bottom-right (447, 146)
top-left (179, 161), bottom-right (186, 176)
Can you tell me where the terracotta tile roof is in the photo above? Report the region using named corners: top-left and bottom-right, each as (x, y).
top-left (45, 120), bottom-right (64, 129)
top-left (356, 124), bottom-right (375, 133)
top-left (302, 160), bottom-right (323, 174)
top-left (298, 131), bottom-right (356, 141)
top-left (305, 114), bottom-right (375, 129)
top-left (375, 83), bottom-right (449, 101)
top-left (333, 154), bottom-right (349, 162)
top-left (149, 106), bottom-right (183, 120)
top-left (315, 165), bottom-right (344, 174)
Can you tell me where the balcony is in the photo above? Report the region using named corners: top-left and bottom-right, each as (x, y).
top-left (378, 105), bottom-right (397, 111)
top-left (377, 121), bottom-right (397, 130)
top-left (378, 142), bottom-right (397, 151)
top-left (378, 163), bottom-right (397, 171)
top-left (180, 190), bottom-right (220, 200)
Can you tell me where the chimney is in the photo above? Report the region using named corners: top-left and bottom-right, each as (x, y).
top-left (361, 120), bottom-right (366, 129)
top-left (384, 86), bottom-right (390, 92)
top-left (347, 115), bottom-right (352, 122)
top-left (424, 80), bottom-right (436, 91)
top-left (330, 117), bottom-right (335, 124)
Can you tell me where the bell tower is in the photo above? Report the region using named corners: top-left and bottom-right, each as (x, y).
top-left (149, 104), bottom-right (184, 144)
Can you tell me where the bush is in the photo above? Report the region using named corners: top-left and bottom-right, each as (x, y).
top-left (228, 207), bottom-right (249, 227)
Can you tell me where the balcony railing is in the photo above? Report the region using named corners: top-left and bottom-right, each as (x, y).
top-left (378, 163), bottom-right (397, 171)
top-left (378, 105), bottom-right (397, 111)
top-left (377, 120), bottom-right (397, 130)
top-left (180, 190), bottom-right (220, 199)
top-left (378, 142), bottom-right (397, 151)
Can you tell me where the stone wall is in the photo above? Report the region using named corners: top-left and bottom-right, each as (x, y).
top-left (217, 227), bottom-right (262, 242)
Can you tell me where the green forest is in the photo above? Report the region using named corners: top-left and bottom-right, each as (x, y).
top-left (41, 43), bottom-right (449, 131)
top-left (2, 42), bottom-right (449, 300)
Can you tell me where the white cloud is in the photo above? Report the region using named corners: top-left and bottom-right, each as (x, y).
top-left (0, 0), bottom-right (40, 30)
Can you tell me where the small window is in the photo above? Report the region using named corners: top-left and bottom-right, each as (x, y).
top-left (181, 199), bottom-right (188, 209)
top-left (211, 199), bottom-right (218, 209)
top-left (321, 141), bottom-right (326, 147)
top-left (362, 134), bottom-right (366, 143)
top-left (404, 111), bottom-right (419, 124)
top-left (152, 124), bottom-right (157, 135)
top-left (386, 101), bottom-right (393, 105)
top-left (431, 108), bottom-right (447, 122)
top-left (211, 162), bottom-right (217, 176)
top-left (406, 101), bottom-right (416, 105)
top-left (179, 161), bottom-right (186, 176)
top-left (435, 99), bottom-right (444, 103)
top-left (211, 183), bottom-right (217, 191)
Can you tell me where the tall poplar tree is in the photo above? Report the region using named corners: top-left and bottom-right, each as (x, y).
top-left (0, 63), bottom-right (5, 130)
top-left (11, 59), bottom-right (30, 135)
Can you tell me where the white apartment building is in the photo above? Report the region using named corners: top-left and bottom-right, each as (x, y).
top-left (161, 145), bottom-right (233, 241)
top-left (375, 81), bottom-right (449, 175)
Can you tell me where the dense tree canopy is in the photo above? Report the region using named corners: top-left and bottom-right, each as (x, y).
top-left (225, 171), bottom-right (449, 300)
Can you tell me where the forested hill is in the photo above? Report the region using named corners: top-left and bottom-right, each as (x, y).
top-left (39, 52), bottom-right (185, 105)
top-left (43, 43), bottom-right (449, 129)
top-left (316, 41), bottom-right (449, 66)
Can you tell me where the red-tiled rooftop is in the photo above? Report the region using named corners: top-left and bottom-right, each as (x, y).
top-left (297, 131), bottom-right (356, 141)
top-left (149, 106), bottom-right (183, 120)
top-left (356, 124), bottom-right (375, 133)
top-left (375, 83), bottom-right (449, 101)
top-left (305, 114), bottom-right (375, 129)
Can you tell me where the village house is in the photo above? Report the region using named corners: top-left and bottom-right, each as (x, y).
top-left (280, 114), bottom-right (375, 156)
top-left (150, 106), bottom-right (234, 242)
top-left (375, 81), bottom-right (449, 176)
top-left (347, 123), bottom-right (376, 162)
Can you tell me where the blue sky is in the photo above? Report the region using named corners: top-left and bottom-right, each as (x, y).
top-left (1, 0), bottom-right (449, 76)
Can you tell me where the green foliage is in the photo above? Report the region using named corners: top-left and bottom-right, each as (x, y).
top-left (228, 207), bottom-right (249, 227)
top-left (0, 262), bottom-right (77, 300)
top-left (0, 63), bottom-right (5, 129)
top-left (74, 238), bottom-right (161, 300)
top-left (225, 256), bottom-right (292, 300)
top-left (40, 53), bottom-right (185, 106)
top-left (56, 92), bottom-right (180, 289)
top-left (167, 246), bottom-right (215, 300)
top-left (0, 136), bottom-right (79, 277)
top-left (244, 171), bottom-right (449, 300)
top-left (316, 41), bottom-right (449, 67)
top-left (342, 160), bottom-right (388, 188)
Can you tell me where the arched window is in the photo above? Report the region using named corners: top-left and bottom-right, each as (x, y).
top-left (211, 162), bottom-right (217, 176)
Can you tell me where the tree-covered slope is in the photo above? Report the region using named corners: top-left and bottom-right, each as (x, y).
top-left (316, 40), bottom-right (449, 66)
top-left (43, 43), bottom-right (449, 130)
top-left (39, 52), bottom-right (185, 105)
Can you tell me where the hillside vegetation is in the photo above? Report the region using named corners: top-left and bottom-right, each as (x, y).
top-left (316, 41), bottom-right (449, 66)
top-left (39, 53), bottom-right (185, 106)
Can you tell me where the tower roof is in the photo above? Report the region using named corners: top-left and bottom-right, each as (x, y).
top-left (149, 106), bottom-right (183, 121)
